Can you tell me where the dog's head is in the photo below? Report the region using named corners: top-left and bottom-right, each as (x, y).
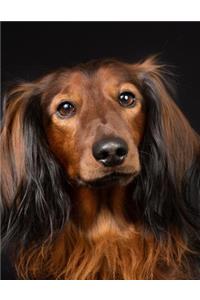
top-left (43, 60), bottom-right (146, 187)
top-left (1, 57), bottom-right (199, 247)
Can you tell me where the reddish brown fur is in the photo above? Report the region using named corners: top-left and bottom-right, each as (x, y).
top-left (1, 84), bottom-right (34, 205)
top-left (16, 181), bottom-right (193, 279)
top-left (16, 207), bottom-right (191, 279)
top-left (2, 57), bottom-right (199, 279)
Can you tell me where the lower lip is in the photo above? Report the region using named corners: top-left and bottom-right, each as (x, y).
top-left (85, 172), bottom-right (134, 188)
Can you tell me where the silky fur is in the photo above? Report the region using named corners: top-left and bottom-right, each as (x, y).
top-left (1, 56), bottom-right (200, 279)
top-left (16, 212), bottom-right (192, 280)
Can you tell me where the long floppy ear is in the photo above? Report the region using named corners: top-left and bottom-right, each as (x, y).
top-left (1, 83), bottom-right (71, 249)
top-left (127, 57), bottom-right (200, 238)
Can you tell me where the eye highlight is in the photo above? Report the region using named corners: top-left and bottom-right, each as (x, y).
top-left (118, 91), bottom-right (136, 108)
top-left (56, 101), bottom-right (76, 118)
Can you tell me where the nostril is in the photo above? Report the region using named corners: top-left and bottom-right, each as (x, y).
top-left (116, 147), bottom-right (127, 158)
top-left (99, 150), bottom-right (109, 160)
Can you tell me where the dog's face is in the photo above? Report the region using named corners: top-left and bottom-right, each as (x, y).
top-left (43, 62), bottom-right (145, 186)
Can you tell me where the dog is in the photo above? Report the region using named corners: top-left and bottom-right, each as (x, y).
top-left (1, 56), bottom-right (200, 279)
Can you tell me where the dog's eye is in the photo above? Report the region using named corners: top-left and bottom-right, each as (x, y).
top-left (119, 91), bottom-right (136, 108)
top-left (57, 101), bottom-right (76, 118)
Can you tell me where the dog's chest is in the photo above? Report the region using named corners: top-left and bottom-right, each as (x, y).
top-left (64, 210), bottom-right (140, 279)
top-left (87, 209), bottom-right (135, 241)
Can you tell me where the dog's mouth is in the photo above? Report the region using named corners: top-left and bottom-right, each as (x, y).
top-left (77, 172), bottom-right (137, 188)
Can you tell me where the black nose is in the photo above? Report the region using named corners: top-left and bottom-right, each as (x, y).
top-left (92, 137), bottom-right (128, 167)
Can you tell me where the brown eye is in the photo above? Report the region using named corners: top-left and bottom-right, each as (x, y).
top-left (57, 101), bottom-right (76, 118)
top-left (119, 91), bottom-right (136, 107)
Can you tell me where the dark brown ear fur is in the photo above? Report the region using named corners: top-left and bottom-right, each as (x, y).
top-left (1, 82), bottom-right (71, 249)
top-left (126, 57), bottom-right (200, 265)
top-left (136, 56), bottom-right (199, 177)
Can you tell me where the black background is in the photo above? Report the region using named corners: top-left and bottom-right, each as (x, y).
top-left (1, 21), bottom-right (200, 279)
top-left (2, 21), bottom-right (200, 132)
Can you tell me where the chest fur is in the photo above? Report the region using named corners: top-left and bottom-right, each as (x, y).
top-left (53, 210), bottom-right (145, 279)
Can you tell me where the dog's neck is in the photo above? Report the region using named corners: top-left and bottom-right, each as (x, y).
top-left (70, 185), bottom-right (129, 231)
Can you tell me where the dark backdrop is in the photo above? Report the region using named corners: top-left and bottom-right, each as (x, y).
top-left (1, 21), bottom-right (200, 279)
top-left (1, 22), bottom-right (200, 133)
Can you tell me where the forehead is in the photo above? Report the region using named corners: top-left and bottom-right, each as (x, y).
top-left (43, 62), bottom-right (135, 97)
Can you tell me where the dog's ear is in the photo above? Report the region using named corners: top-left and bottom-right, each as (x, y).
top-left (1, 82), bottom-right (71, 248)
top-left (134, 56), bottom-right (200, 179)
top-left (127, 57), bottom-right (200, 236)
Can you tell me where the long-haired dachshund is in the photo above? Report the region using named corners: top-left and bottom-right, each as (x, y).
top-left (1, 56), bottom-right (200, 279)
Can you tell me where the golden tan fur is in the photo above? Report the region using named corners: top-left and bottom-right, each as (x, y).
top-left (16, 221), bottom-right (191, 280)
top-left (16, 187), bottom-right (192, 280)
